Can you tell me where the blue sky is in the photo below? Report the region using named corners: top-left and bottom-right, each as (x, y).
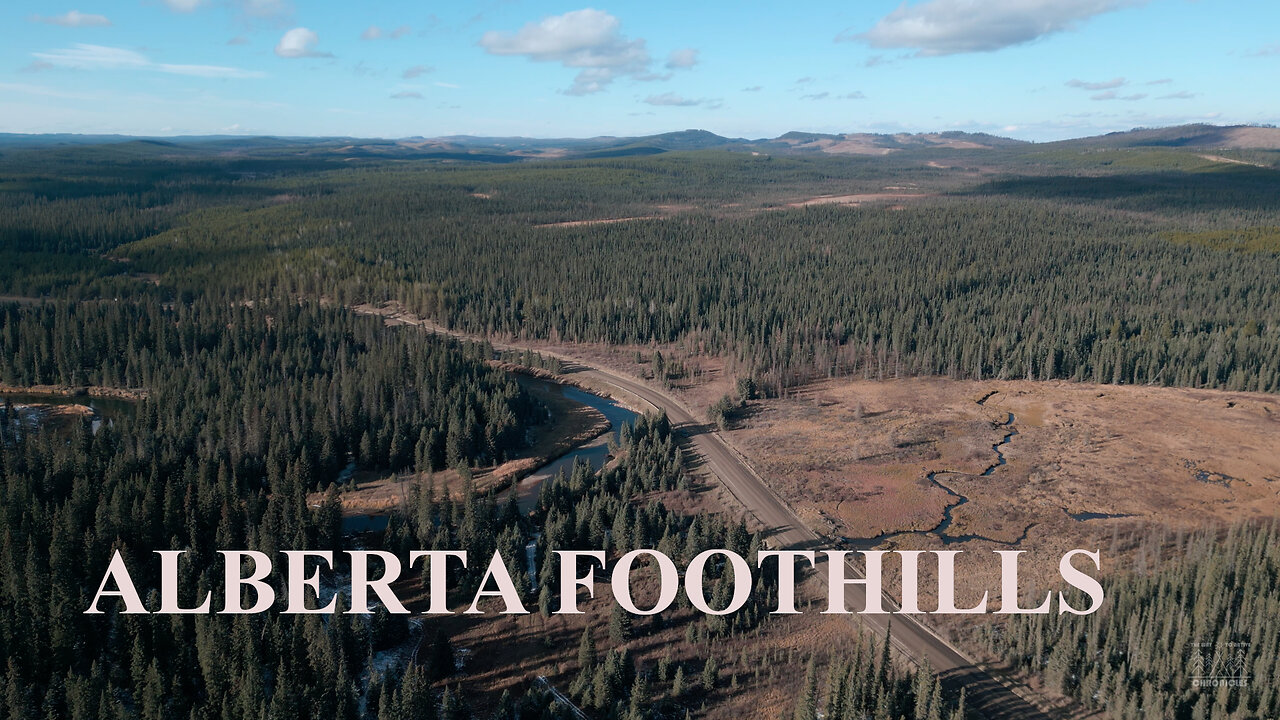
top-left (1, 0), bottom-right (1277, 140)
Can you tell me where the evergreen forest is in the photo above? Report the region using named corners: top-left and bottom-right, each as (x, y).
top-left (2, 136), bottom-right (1278, 718)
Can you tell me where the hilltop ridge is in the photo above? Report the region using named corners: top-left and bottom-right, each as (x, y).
top-left (2, 123), bottom-right (1277, 162)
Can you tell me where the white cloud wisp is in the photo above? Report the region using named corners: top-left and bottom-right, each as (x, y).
top-left (33, 44), bottom-right (266, 78)
top-left (480, 9), bottom-right (656, 95)
top-left (851, 0), bottom-right (1143, 56)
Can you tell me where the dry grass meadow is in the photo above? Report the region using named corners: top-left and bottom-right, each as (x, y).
top-left (722, 377), bottom-right (1280, 608)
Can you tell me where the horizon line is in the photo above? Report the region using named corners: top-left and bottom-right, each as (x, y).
top-left (2, 121), bottom-right (1275, 145)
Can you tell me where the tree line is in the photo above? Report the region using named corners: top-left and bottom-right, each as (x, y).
top-left (980, 523), bottom-right (1279, 720)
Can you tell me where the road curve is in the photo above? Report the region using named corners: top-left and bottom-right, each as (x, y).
top-left (368, 309), bottom-right (1052, 720)
top-left (553, 359), bottom-right (1051, 720)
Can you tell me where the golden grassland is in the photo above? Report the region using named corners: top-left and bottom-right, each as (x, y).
top-left (723, 377), bottom-right (1280, 608)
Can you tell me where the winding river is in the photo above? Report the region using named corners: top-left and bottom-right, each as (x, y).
top-left (853, 391), bottom-right (1035, 548)
top-left (341, 376), bottom-right (638, 533)
top-left (0, 392), bottom-right (135, 436)
top-left (511, 380), bottom-right (639, 513)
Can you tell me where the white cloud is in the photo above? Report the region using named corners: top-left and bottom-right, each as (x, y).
top-left (1145, 78), bottom-right (1172, 85)
top-left (479, 9), bottom-right (655, 95)
top-left (32, 10), bottom-right (112, 27)
top-left (1090, 90), bottom-right (1146, 101)
top-left (643, 92), bottom-right (720, 108)
top-left (403, 65), bottom-right (432, 79)
top-left (163, 0), bottom-right (203, 12)
top-left (741, 85), bottom-right (762, 92)
top-left (850, 0), bottom-right (1142, 56)
top-left (391, 91), bottom-right (423, 99)
top-left (1067, 77), bottom-right (1126, 90)
top-left (800, 89), bottom-right (866, 101)
top-left (1247, 44), bottom-right (1280, 57)
top-left (1158, 91), bottom-right (1196, 100)
top-left (666, 48), bottom-right (699, 69)
top-left (644, 92), bottom-right (699, 106)
top-left (275, 28), bottom-right (330, 58)
top-left (157, 63), bottom-right (263, 78)
top-left (32, 43), bottom-right (265, 78)
top-left (434, 81), bottom-right (459, 89)
top-left (240, 0), bottom-right (291, 19)
top-left (35, 44), bottom-right (151, 70)
top-left (363, 25), bottom-right (411, 40)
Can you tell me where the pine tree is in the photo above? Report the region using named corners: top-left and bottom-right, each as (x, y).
top-left (672, 666), bottom-right (686, 698)
top-left (793, 656), bottom-right (818, 720)
top-left (701, 656), bottom-right (718, 691)
top-left (577, 628), bottom-right (596, 669)
top-left (627, 672), bottom-right (649, 720)
top-left (609, 605), bottom-right (632, 645)
top-left (949, 688), bottom-right (966, 720)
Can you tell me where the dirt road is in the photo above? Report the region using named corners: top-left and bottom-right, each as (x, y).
top-left (552, 358), bottom-right (1052, 720)
top-left (356, 305), bottom-right (1051, 718)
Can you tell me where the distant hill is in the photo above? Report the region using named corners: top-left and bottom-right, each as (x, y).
top-left (755, 130), bottom-right (1026, 155)
top-left (1051, 124), bottom-right (1280, 150)
top-left (3, 124), bottom-right (1277, 162)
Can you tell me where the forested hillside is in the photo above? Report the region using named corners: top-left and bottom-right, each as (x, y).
top-left (2, 138), bottom-right (1278, 717)
top-left (6, 143), bottom-right (1278, 395)
top-left (980, 523), bottom-right (1279, 720)
top-left (0, 300), bottom-right (535, 471)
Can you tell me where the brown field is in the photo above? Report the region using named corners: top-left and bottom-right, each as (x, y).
top-left (722, 377), bottom-right (1280, 607)
top-left (786, 192), bottom-right (933, 207)
top-left (349, 303), bottom-right (1280, 603)
top-left (533, 215), bottom-right (663, 228)
top-left (0, 383), bottom-right (148, 400)
top-left (344, 304), bottom-right (1280, 712)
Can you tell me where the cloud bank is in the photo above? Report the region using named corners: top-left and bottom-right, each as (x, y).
top-left (643, 92), bottom-right (721, 109)
top-left (851, 0), bottom-right (1142, 56)
top-left (1066, 77), bottom-right (1125, 90)
top-left (32, 44), bottom-right (265, 78)
top-left (480, 9), bottom-right (659, 95)
top-left (1091, 90), bottom-right (1145, 101)
top-left (275, 28), bottom-right (331, 59)
top-left (363, 25), bottom-right (411, 41)
top-left (32, 10), bottom-right (111, 27)
top-left (665, 48), bottom-right (699, 69)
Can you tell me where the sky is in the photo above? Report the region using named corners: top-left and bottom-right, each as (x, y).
top-left (1, 0), bottom-right (1277, 141)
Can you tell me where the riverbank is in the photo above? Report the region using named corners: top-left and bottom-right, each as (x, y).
top-left (317, 372), bottom-right (628, 521)
top-left (1, 400), bottom-right (95, 433)
top-left (0, 383), bottom-right (147, 401)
